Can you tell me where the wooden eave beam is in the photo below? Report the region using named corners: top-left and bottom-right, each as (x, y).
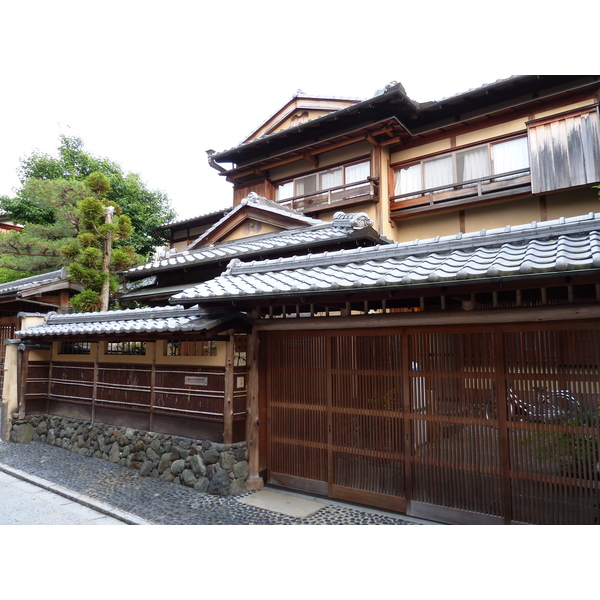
top-left (224, 118), bottom-right (407, 179)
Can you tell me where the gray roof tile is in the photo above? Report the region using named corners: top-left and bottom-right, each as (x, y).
top-left (0, 268), bottom-right (69, 296)
top-left (171, 213), bottom-right (600, 303)
top-left (126, 210), bottom-right (388, 279)
top-left (17, 305), bottom-right (246, 339)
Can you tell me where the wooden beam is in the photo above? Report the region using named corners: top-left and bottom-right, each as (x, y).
top-left (254, 304), bottom-right (600, 331)
top-left (245, 321), bottom-right (264, 490)
top-left (18, 348), bottom-right (29, 419)
top-left (223, 330), bottom-right (235, 445)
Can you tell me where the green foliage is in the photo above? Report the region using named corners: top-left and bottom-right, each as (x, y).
top-left (69, 288), bottom-right (103, 313)
top-left (0, 267), bottom-right (35, 284)
top-left (15, 135), bottom-right (175, 256)
top-left (63, 173), bottom-right (141, 311)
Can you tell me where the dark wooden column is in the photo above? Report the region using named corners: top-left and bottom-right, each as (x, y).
top-left (223, 330), bottom-right (235, 444)
top-left (245, 324), bottom-right (264, 490)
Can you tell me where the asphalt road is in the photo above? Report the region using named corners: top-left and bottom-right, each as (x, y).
top-left (0, 470), bottom-right (126, 525)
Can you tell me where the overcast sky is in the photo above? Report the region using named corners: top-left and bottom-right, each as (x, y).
top-left (0, 1), bottom-right (595, 222)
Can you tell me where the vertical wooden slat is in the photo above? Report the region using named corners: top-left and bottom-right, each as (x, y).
top-left (223, 331), bottom-right (235, 444)
top-left (245, 328), bottom-right (263, 490)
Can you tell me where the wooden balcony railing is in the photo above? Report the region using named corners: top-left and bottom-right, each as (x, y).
top-left (390, 168), bottom-right (531, 218)
top-left (278, 178), bottom-right (379, 214)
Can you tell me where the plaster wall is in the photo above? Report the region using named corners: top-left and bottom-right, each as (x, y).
top-left (50, 340), bottom-right (227, 367)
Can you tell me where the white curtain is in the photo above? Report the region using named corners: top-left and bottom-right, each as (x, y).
top-left (320, 167), bottom-right (343, 190)
top-left (345, 161), bottom-right (370, 184)
top-left (460, 146), bottom-right (489, 183)
top-left (492, 137), bottom-right (529, 176)
top-left (424, 156), bottom-right (453, 190)
top-left (394, 163), bottom-right (421, 196)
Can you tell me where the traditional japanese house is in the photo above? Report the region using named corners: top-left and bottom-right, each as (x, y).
top-left (6, 201), bottom-right (390, 446)
top-left (8, 74), bottom-right (600, 524)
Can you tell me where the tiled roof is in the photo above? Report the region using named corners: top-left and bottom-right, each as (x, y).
top-left (186, 192), bottom-right (320, 251)
top-left (17, 305), bottom-right (248, 338)
top-left (0, 268), bottom-right (69, 296)
top-left (125, 210), bottom-right (388, 279)
top-left (155, 208), bottom-right (231, 231)
top-left (171, 213), bottom-right (600, 303)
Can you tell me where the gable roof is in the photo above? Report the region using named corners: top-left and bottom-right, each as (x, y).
top-left (0, 268), bottom-right (82, 301)
top-left (186, 192), bottom-right (320, 250)
top-left (123, 210), bottom-right (390, 286)
top-left (170, 212), bottom-right (600, 306)
top-left (16, 305), bottom-right (252, 340)
top-left (242, 92), bottom-right (361, 143)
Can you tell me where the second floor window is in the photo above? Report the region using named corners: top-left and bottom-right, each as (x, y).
top-left (276, 160), bottom-right (370, 201)
top-left (393, 136), bottom-right (529, 198)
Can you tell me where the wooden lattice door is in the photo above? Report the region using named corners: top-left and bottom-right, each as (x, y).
top-left (266, 332), bottom-right (406, 511)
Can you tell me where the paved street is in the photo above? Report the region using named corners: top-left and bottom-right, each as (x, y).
top-left (0, 470), bottom-right (126, 525)
top-left (0, 439), bottom-right (429, 525)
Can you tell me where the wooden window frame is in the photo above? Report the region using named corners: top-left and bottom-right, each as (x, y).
top-left (274, 158), bottom-right (371, 202)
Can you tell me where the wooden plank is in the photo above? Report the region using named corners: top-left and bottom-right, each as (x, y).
top-left (245, 328), bottom-right (263, 490)
top-left (223, 331), bottom-right (235, 444)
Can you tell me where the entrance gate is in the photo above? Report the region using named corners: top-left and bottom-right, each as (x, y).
top-left (266, 324), bottom-right (600, 524)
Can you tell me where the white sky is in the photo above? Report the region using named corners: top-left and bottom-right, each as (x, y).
top-left (0, 1), bottom-right (596, 222)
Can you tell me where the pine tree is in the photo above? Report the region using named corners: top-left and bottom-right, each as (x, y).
top-left (60, 173), bottom-right (138, 312)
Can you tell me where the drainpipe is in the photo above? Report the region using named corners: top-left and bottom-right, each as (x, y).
top-left (206, 149), bottom-right (228, 174)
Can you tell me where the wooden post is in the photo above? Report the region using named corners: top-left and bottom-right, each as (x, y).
top-left (18, 346), bottom-right (29, 420)
top-left (245, 326), bottom-right (264, 490)
top-left (149, 341), bottom-right (156, 433)
top-left (223, 330), bottom-right (235, 445)
top-left (91, 342), bottom-right (99, 423)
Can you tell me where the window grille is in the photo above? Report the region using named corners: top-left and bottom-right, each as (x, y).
top-left (59, 341), bottom-right (91, 355)
top-left (164, 339), bottom-right (217, 357)
top-left (106, 341), bottom-right (146, 355)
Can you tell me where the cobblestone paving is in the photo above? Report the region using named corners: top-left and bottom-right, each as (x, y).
top-left (0, 440), bottom-right (419, 525)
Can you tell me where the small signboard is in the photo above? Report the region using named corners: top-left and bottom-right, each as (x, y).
top-left (185, 376), bottom-right (208, 386)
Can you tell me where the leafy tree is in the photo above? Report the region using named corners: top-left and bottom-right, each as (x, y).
top-left (15, 135), bottom-right (175, 256)
top-left (0, 268), bottom-right (34, 285)
top-left (0, 179), bottom-right (88, 274)
top-left (60, 173), bottom-right (139, 312)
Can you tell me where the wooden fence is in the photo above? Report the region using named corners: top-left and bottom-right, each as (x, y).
top-left (25, 361), bottom-right (247, 442)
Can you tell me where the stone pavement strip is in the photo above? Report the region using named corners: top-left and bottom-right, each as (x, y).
top-left (0, 440), bottom-right (429, 525)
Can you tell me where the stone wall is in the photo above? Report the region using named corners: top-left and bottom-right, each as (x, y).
top-left (11, 415), bottom-right (249, 496)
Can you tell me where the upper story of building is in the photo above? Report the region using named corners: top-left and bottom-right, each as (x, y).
top-left (207, 75), bottom-right (600, 243)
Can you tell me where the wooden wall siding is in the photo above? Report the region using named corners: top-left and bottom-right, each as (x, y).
top-left (268, 335), bottom-right (328, 488)
top-left (153, 367), bottom-right (227, 419)
top-left (25, 361), bottom-right (247, 441)
top-left (503, 329), bottom-right (600, 525)
top-left (331, 335), bottom-right (404, 501)
top-left (23, 362), bottom-right (50, 398)
top-left (95, 364), bottom-right (152, 411)
top-left (529, 108), bottom-right (600, 194)
top-left (50, 362), bottom-right (95, 402)
top-left (266, 325), bottom-right (600, 524)
top-left (408, 332), bottom-right (503, 518)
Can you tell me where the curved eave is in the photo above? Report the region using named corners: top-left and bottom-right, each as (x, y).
top-left (171, 268), bottom-right (600, 310)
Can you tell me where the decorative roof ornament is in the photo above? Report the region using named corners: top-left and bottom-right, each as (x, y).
top-left (332, 212), bottom-right (373, 230)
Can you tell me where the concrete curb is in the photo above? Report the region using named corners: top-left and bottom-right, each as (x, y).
top-left (0, 462), bottom-right (153, 525)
